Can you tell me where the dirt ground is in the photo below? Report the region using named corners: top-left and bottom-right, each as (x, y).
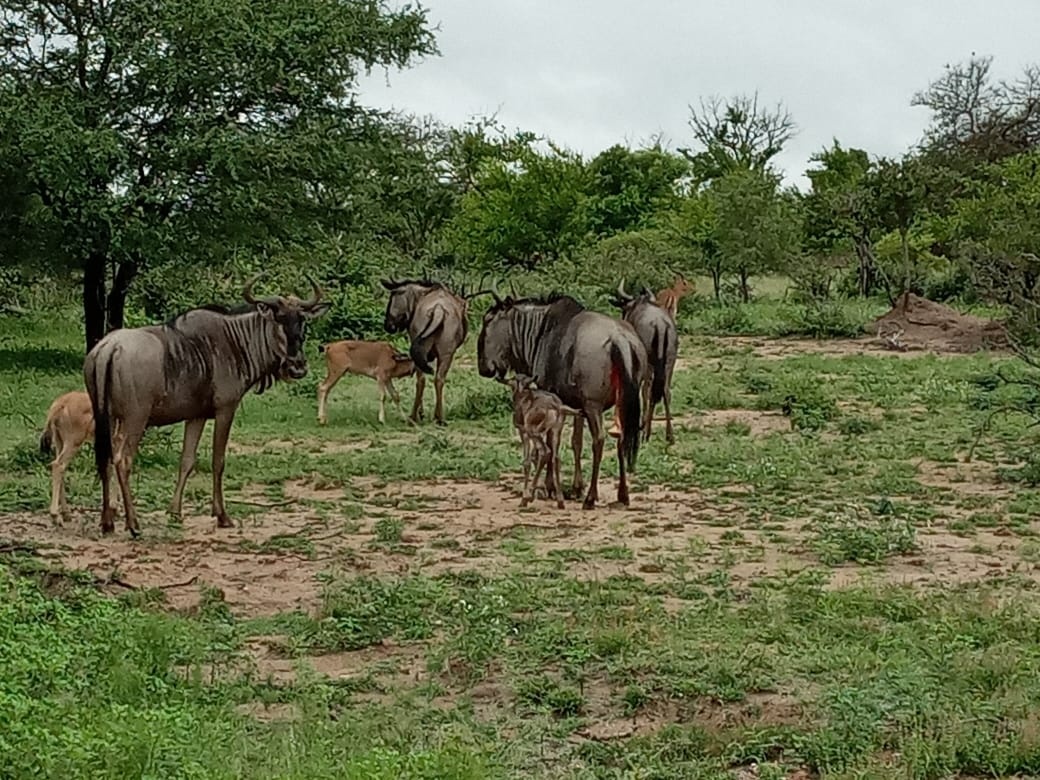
top-left (4, 461), bottom-right (1035, 621)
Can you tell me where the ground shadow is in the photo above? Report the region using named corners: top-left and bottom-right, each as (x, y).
top-left (0, 347), bottom-right (84, 375)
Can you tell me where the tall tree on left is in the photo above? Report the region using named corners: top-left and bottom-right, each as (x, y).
top-left (0, 0), bottom-right (436, 351)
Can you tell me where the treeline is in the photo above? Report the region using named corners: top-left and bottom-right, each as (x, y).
top-left (1, 0), bottom-right (1038, 350)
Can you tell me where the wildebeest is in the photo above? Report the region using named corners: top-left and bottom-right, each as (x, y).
top-left (656, 274), bottom-right (695, 322)
top-left (316, 339), bottom-right (417, 425)
top-left (381, 278), bottom-right (468, 426)
top-left (83, 276), bottom-right (329, 536)
top-left (503, 373), bottom-right (567, 510)
top-left (39, 389), bottom-right (95, 522)
top-left (611, 281), bottom-right (678, 444)
top-left (477, 290), bottom-right (647, 509)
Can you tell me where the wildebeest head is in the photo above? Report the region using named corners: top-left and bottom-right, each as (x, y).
top-left (477, 293), bottom-right (518, 380)
top-left (380, 278), bottom-right (440, 333)
top-left (610, 281), bottom-right (656, 316)
top-left (243, 275), bottom-right (330, 380)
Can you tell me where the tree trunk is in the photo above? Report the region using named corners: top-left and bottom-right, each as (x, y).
top-left (105, 259), bottom-right (138, 332)
top-left (738, 270), bottom-right (751, 303)
top-left (83, 251), bottom-right (107, 353)
top-left (900, 227), bottom-right (911, 312)
top-left (855, 239), bottom-right (877, 297)
top-left (710, 265), bottom-right (722, 301)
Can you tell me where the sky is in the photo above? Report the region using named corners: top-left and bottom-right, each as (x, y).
top-left (356, 0), bottom-right (1040, 190)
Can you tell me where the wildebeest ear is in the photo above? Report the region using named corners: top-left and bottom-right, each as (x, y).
top-left (303, 302), bottom-right (331, 320)
top-left (255, 301), bottom-right (276, 319)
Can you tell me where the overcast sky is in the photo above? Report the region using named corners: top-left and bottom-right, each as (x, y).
top-left (356, 0), bottom-right (1040, 190)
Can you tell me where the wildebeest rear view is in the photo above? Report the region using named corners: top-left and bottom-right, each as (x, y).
top-left (381, 278), bottom-right (469, 426)
top-left (477, 290), bottom-right (647, 509)
top-left (612, 281), bottom-right (679, 444)
top-left (83, 276), bottom-right (329, 536)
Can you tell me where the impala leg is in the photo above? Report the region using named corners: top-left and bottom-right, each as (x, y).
top-left (642, 376), bottom-right (654, 443)
top-left (386, 377), bottom-right (407, 420)
top-left (376, 378), bottom-right (388, 424)
top-left (211, 409), bottom-right (236, 529)
top-left (316, 366), bottom-right (345, 426)
top-left (48, 430), bottom-right (67, 521)
top-left (170, 418), bottom-right (206, 518)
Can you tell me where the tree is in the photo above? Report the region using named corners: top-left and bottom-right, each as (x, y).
top-left (913, 54), bottom-right (1040, 166)
top-left (803, 141), bottom-right (881, 296)
top-left (583, 143), bottom-right (688, 236)
top-left (709, 167), bottom-right (800, 302)
top-left (447, 140), bottom-right (589, 270)
top-left (0, 0), bottom-right (436, 351)
top-left (661, 190), bottom-right (721, 298)
top-left (679, 92), bottom-right (796, 183)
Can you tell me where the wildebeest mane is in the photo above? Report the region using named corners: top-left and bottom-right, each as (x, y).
top-left (164, 301), bottom-right (253, 328)
top-left (486, 292), bottom-right (584, 317)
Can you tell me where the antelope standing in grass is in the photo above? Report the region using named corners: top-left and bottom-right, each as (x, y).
top-left (655, 274), bottom-right (695, 322)
top-left (316, 340), bottom-right (417, 425)
top-left (503, 373), bottom-right (568, 509)
top-left (611, 282), bottom-right (678, 444)
top-left (478, 289), bottom-right (647, 509)
top-left (83, 276), bottom-right (329, 537)
top-left (40, 390), bottom-right (95, 522)
top-left (381, 278), bottom-right (469, 426)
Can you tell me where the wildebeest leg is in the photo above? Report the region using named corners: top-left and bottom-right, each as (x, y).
top-left (170, 418), bottom-right (206, 518)
top-left (433, 353), bottom-right (453, 426)
top-left (113, 424), bottom-right (145, 537)
top-left (210, 409), bottom-right (236, 529)
top-left (567, 416), bottom-right (585, 499)
top-left (316, 366), bottom-right (345, 425)
top-left (99, 440), bottom-right (116, 535)
top-left (526, 439), bottom-right (548, 508)
top-left (663, 372), bottom-right (674, 445)
top-left (642, 374), bottom-right (654, 443)
top-left (410, 372), bottom-right (426, 424)
top-left (550, 429), bottom-right (565, 509)
top-left (583, 412), bottom-right (605, 510)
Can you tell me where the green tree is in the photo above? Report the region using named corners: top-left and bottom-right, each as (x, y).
top-left (583, 143), bottom-right (688, 236)
top-left (803, 141), bottom-right (881, 296)
top-left (710, 167), bottom-right (800, 302)
top-left (447, 140), bottom-right (588, 270)
top-left (0, 0), bottom-right (435, 350)
top-left (661, 189), bottom-right (721, 298)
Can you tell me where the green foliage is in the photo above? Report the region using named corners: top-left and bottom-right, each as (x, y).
top-left (812, 510), bottom-right (918, 565)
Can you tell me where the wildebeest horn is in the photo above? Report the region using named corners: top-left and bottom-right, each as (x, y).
top-left (617, 280), bottom-right (632, 301)
top-left (243, 274), bottom-right (264, 304)
top-left (301, 274), bottom-right (323, 308)
top-left (489, 279), bottom-right (504, 305)
top-left (380, 278), bottom-right (401, 290)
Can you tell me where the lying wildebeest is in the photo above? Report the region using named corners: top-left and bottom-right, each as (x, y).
top-left (611, 281), bottom-right (678, 444)
top-left (477, 290), bottom-right (647, 509)
top-left (503, 373), bottom-right (568, 510)
top-left (316, 339), bottom-right (417, 425)
top-left (656, 273), bottom-right (695, 322)
top-left (40, 389), bottom-right (95, 522)
top-left (84, 276), bottom-right (329, 536)
top-left (381, 277), bottom-right (468, 426)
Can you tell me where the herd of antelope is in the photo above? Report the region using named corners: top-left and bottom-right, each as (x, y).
top-left (39, 273), bottom-right (696, 537)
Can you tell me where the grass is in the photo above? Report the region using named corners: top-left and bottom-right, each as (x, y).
top-left (2, 291), bottom-right (1040, 778)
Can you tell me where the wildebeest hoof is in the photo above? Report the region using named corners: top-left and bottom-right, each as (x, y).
top-left (582, 499), bottom-right (596, 510)
top-left (555, 500), bottom-right (565, 509)
top-left (127, 527), bottom-right (141, 539)
top-left (216, 514), bottom-right (235, 529)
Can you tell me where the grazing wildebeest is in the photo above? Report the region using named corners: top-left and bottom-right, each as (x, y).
top-left (40, 389), bottom-right (95, 522)
top-left (380, 278), bottom-right (468, 426)
top-left (316, 339), bottom-right (417, 425)
top-left (611, 281), bottom-right (678, 444)
top-left (477, 290), bottom-right (647, 509)
top-left (84, 276), bottom-right (329, 537)
top-left (655, 274), bottom-right (695, 322)
top-left (503, 373), bottom-right (568, 510)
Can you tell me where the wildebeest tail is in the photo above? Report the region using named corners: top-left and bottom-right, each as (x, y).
top-left (87, 351), bottom-right (114, 480)
top-left (409, 308), bottom-right (445, 375)
top-left (650, 326), bottom-right (671, 406)
top-left (610, 342), bottom-right (641, 473)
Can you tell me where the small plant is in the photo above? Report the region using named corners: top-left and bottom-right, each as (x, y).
top-left (812, 508), bottom-right (918, 565)
top-left (838, 416), bottom-right (880, 436)
top-left (373, 518), bottom-right (405, 546)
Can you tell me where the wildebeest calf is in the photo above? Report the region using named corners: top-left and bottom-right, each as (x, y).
top-left (316, 340), bottom-right (417, 425)
top-left (39, 390), bottom-right (95, 522)
top-left (505, 374), bottom-right (567, 509)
